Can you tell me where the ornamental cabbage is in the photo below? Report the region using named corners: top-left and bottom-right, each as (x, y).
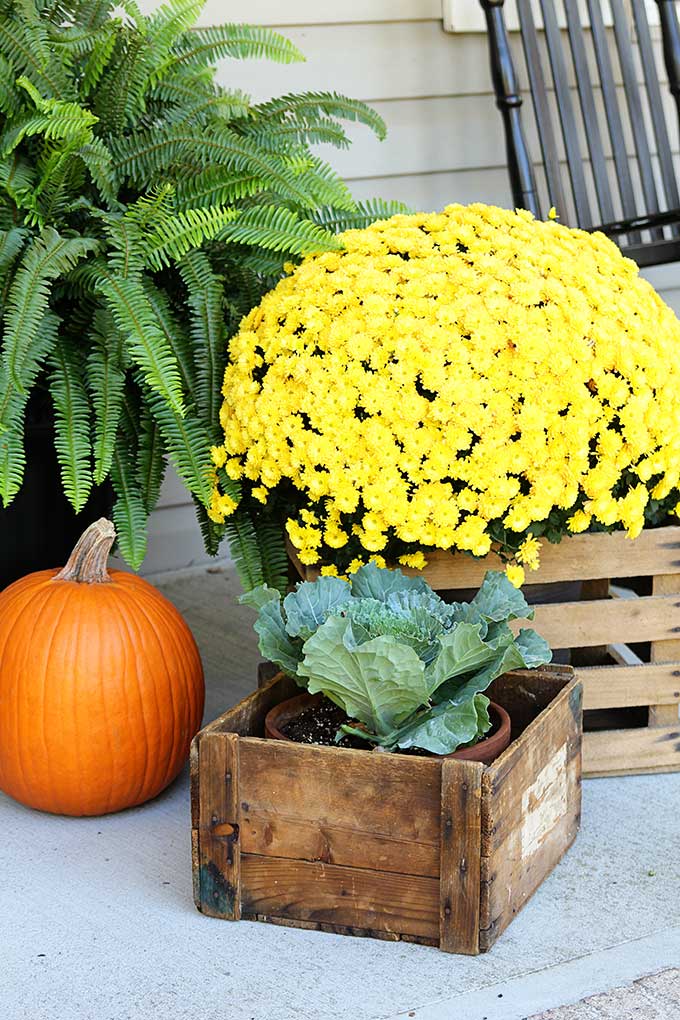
top-left (242, 563), bottom-right (551, 754)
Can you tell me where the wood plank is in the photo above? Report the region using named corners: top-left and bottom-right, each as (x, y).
top-left (253, 913), bottom-right (402, 941)
top-left (201, 671), bottom-right (298, 737)
top-left (514, 593), bottom-right (680, 650)
top-left (238, 738), bottom-right (442, 877)
top-left (292, 528), bottom-right (680, 589)
top-left (487, 666), bottom-right (573, 740)
top-left (439, 759), bottom-right (483, 955)
top-left (196, 733), bottom-right (241, 919)
top-left (580, 662), bottom-right (680, 710)
top-left (481, 679), bottom-right (582, 854)
top-left (240, 854), bottom-right (440, 940)
top-left (650, 575), bottom-right (680, 727)
top-left (480, 680), bottom-right (581, 950)
top-left (584, 724), bottom-right (680, 776)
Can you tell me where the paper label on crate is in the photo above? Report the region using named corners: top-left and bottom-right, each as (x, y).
top-left (521, 745), bottom-right (568, 859)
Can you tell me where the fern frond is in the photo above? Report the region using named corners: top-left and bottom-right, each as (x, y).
top-left (0, 424), bottom-right (25, 507)
top-left (93, 24), bottom-right (150, 133)
top-left (311, 198), bottom-right (414, 233)
top-left (86, 310), bottom-right (126, 484)
top-left (224, 506), bottom-right (266, 592)
top-left (254, 91), bottom-right (387, 140)
top-left (0, 55), bottom-right (23, 118)
top-left (99, 272), bottom-right (185, 415)
top-left (73, 0), bottom-right (116, 30)
top-left (0, 13), bottom-right (71, 99)
top-left (0, 225), bottom-right (27, 284)
top-left (28, 138), bottom-right (85, 226)
top-left (193, 495), bottom-right (226, 557)
top-left (1, 83), bottom-right (97, 153)
top-left (174, 167), bottom-right (265, 209)
top-left (111, 436), bottom-right (148, 568)
top-left (226, 245), bottom-right (289, 281)
top-left (170, 24), bottom-right (304, 68)
top-left (0, 152), bottom-right (37, 209)
top-left (142, 204), bottom-right (238, 269)
top-left (256, 515), bottom-right (289, 593)
top-left (0, 309), bottom-right (59, 437)
top-left (2, 227), bottom-right (96, 392)
top-left (220, 205), bottom-right (342, 256)
top-left (178, 249), bottom-right (225, 436)
top-left (146, 0), bottom-right (203, 78)
top-left (141, 277), bottom-right (195, 394)
top-left (136, 405), bottom-right (165, 512)
top-left (111, 124), bottom-right (315, 207)
top-left (78, 136), bottom-right (120, 207)
top-left (243, 117), bottom-right (350, 151)
top-left (80, 21), bottom-right (117, 95)
top-left (291, 153), bottom-right (356, 212)
top-left (142, 381), bottom-right (213, 506)
top-left (48, 336), bottom-right (93, 512)
top-left (163, 88), bottom-right (252, 128)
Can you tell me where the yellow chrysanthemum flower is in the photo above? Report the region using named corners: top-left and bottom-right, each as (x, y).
top-left (210, 203), bottom-right (680, 572)
top-left (506, 564), bottom-right (526, 588)
top-left (517, 534), bottom-right (541, 571)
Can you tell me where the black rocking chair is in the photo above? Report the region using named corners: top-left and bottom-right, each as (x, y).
top-left (480, 0), bottom-right (680, 267)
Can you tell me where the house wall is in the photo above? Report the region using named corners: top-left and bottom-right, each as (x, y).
top-left (139, 0), bottom-right (680, 574)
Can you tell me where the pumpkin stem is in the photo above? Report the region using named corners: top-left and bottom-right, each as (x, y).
top-left (54, 518), bottom-right (117, 584)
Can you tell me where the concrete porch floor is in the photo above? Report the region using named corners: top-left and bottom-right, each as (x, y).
top-left (2, 565), bottom-right (680, 1020)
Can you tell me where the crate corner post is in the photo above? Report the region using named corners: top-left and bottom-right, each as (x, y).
top-left (439, 758), bottom-right (484, 955)
top-left (194, 730), bottom-right (242, 920)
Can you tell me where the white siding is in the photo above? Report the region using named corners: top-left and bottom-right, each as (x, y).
top-left (141, 0), bottom-right (680, 572)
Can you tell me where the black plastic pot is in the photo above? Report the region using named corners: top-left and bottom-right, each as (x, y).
top-left (0, 394), bottom-right (112, 590)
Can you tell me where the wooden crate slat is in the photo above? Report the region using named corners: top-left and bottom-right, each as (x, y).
top-left (237, 737), bottom-right (442, 878)
top-left (481, 681), bottom-right (582, 855)
top-left (196, 732), bottom-right (241, 919)
top-left (515, 592), bottom-right (680, 650)
top-left (240, 853), bottom-right (440, 940)
top-left (439, 759), bottom-right (483, 955)
top-left (479, 681), bottom-right (582, 950)
top-left (584, 724), bottom-right (680, 776)
top-left (650, 575), bottom-right (680, 726)
top-left (580, 662), bottom-right (680, 710)
top-left (200, 673), bottom-right (299, 737)
top-left (290, 528), bottom-right (680, 587)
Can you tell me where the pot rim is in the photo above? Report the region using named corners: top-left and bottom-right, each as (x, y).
top-left (264, 691), bottom-right (512, 763)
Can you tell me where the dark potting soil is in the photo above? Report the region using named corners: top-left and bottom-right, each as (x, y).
top-left (281, 695), bottom-right (499, 755)
top-left (281, 696), bottom-right (369, 750)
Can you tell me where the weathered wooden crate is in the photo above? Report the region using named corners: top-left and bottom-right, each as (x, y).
top-left (191, 665), bottom-right (581, 954)
top-left (289, 526), bottom-right (680, 778)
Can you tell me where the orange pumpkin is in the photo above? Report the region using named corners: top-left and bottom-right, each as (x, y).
top-left (0, 519), bottom-right (205, 816)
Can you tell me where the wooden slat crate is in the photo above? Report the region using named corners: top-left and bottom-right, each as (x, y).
top-left (289, 525), bottom-right (680, 778)
top-left (191, 666), bottom-right (581, 954)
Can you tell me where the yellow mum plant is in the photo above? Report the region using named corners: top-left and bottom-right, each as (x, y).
top-left (210, 203), bottom-right (680, 591)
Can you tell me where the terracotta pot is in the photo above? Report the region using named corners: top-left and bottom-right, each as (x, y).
top-left (265, 693), bottom-right (512, 764)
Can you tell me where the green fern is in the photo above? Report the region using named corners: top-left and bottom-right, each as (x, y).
top-left (169, 24), bottom-right (304, 68)
top-left (136, 405), bottom-right (166, 512)
top-left (0, 0), bottom-right (399, 574)
top-left (99, 272), bottom-right (185, 414)
top-left (49, 336), bottom-right (93, 511)
top-left (2, 228), bottom-right (95, 392)
top-left (111, 438), bottom-right (148, 568)
top-left (312, 198), bottom-right (414, 233)
top-left (86, 310), bottom-right (126, 484)
top-left (221, 205), bottom-right (342, 256)
top-left (254, 91), bottom-right (387, 140)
